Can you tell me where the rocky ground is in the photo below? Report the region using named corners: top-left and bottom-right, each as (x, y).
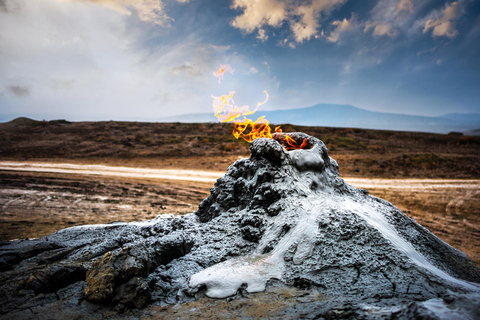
top-left (1, 165), bottom-right (479, 266)
top-left (1, 133), bottom-right (479, 319)
top-left (0, 170), bottom-right (211, 241)
top-left (1, 119), bottom-right (480, 319)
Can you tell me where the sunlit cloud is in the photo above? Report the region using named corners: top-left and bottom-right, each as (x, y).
top-left (230, 0), bottom-right (346, 43)
top-left (256, 28), bottom-right (268, 42)
top-left (277, 38), bottom-right (296, 49)
top-left (396, 0), bottom-right (414, 15)
top-left (423, 1), bottom-right (462, 38)
top-left (230, 0), bottom-right (286, 33)
top-left (290, 0), bottom-right (347, 43)
top-left (364, 22), bottom-right (398, 38)
top-left (326, 16), bottom-right (355, 43)
top-left (363, 0), bottom-right (418, 39)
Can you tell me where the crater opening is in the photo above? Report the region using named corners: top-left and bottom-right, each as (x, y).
top-left (272, 132), bottom-right (313, 151)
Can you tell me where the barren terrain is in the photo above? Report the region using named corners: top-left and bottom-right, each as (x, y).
top-left (1, 118), bottom-right (479, 265)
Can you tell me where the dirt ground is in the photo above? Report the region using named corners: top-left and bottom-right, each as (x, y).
top-left (1, 118), bottom-right (479, 179)
top-left (1, 119), bottom-right (479, 265)
top-left (1, 162), bottom-right (479, 266)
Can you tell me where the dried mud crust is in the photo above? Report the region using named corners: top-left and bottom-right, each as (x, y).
top-left (1, 166), bottom-right (479, 265)
top-left (0, 171), bottom-right (210, 240)
top-left (1, 133), bottom-right (480, 319)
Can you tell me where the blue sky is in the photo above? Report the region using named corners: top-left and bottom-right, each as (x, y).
top-left (0, 0), bottom-right (479, 121)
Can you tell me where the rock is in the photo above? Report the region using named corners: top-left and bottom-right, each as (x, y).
top-left (1, 133), bottom-right (480, 319)
top-left (85, 252), bottom-right (115, 301)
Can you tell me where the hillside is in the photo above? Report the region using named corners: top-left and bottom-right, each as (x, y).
top-left (1, 117), bottom-right (480, 178)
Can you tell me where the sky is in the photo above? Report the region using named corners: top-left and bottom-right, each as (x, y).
top-left (0, 0), bottom-right (479, 121)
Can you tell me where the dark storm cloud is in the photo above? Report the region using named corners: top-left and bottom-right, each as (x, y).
top-left (0, 0), bottom-right (9, 13)
top-left (0, 0), bottom-right (7, 12)
top-left (8, 85), bottom-right (30, 97)
top-left (0, 0), bottom-right (19, 13)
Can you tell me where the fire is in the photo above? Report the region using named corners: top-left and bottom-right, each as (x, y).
top-left (213, 64), bottom-right (234, 84)
top-left (284, 134), bottom-right (309, 150)
top-left (212, 65), bottom-right (308, 150)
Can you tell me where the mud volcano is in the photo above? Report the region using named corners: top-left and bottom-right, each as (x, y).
top-left (1, 133), bottom-right (480, 319)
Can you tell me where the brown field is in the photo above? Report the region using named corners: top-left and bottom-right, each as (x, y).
top-left (0, 118), bottom-right (479, 265)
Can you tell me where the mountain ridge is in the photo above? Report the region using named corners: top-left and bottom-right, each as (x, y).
top-left (157, 103), bottom-right (480, 134)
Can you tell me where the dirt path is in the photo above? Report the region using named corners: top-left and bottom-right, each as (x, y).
top-left (1, 161), bottom-right (479, 265)
top-left (0, 161), bottom-right (224, 183)
top-left (2, 161), bottom-right (479, 190)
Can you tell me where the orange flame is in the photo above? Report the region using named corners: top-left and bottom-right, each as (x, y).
top-left (285, 135), bottom-right (309, 150)
top-left (213, 64), bottom-right (234, 84)
top-left (212, 91), bottom-right (271, 142)
top-left (212, 66), bottom-right (308, 150)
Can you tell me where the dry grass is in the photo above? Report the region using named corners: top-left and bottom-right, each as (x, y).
top-left (1, 118), bottom-right (479, 178)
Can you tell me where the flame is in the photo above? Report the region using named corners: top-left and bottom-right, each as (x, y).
top-left (212, 66), bottom-right (308, 150)
top-left (284, 135), bottom-right (309, 150)
top-left (213, 64), bottom-right (234, 84)
top-left (212, 91), bottom-right (271, 142)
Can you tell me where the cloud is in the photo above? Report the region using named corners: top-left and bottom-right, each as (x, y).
top-left (256, 28), bottom-right (268, 41)
top-left (290, 0), bottom-right (347, 43)
top-left (247, 67), bottom-right (258, 75)
top-left (326, 16), bottom-right (354, 43)
top-left (364, 22), bottom-right (398, 38)
top-left (0, 0), bottom-right (242, 120)
top-left (277, 38), bottom-right (296, 49)
top-left (230, 0), bottom-right (286, 33)
top-left (65, 0), bottom-right (173, 26)
top-left (423, 1), bottom-right (461, 38)
top-left (49, 79), bottom-right (76, 91)
top-left (8, 85), bottom-right (30, 97)
top-left (230, 0), bottom-right (347, 43)
top-left (0, 0), bottom-right (17, 13)
top-left (396, 0), bottom-right (413, 15)
top-left (363, 0), bottom-right (418, 39)
top-left (170, 63), bottom-right (202, 77)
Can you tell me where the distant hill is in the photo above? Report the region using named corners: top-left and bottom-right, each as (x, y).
top-left (465, 129), bottom-right (480, 136)
top-left (0, 117), bottom-right (72, 128)
top-left (3, 105), bottom-right (479, 134)
top-left (158, 104), bottom-right (480, 134)
top-left (6, 117), bottom-right (39, 126)
top-left (439, 113), bottom-right (480, 124)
